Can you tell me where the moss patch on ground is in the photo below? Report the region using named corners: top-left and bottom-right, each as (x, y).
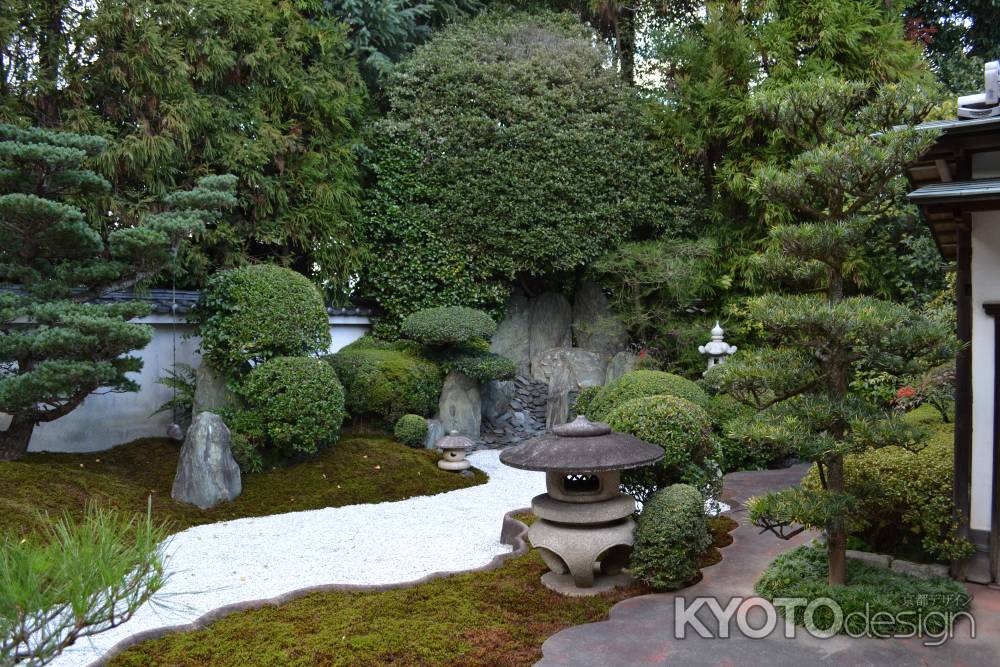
top-left (0, 436), bottom-right (485, 538)
top-left (109, 512), bottom-right (736, 667)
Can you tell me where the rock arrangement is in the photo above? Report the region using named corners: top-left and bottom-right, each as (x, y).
top-left (171, 411), bottom-right (242, 509)
top-left (477, 377), bottom-right (547, 448)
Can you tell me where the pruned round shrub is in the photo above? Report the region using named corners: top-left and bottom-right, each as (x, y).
top-left (441, 350), bottom-right (515, 382)
top-left (227, 357), bottom-right (345, 472)
top-left (571, 385), bottom-right (602, 419)
top-left (589, 370), bottom-right (709, 421)
top-left (192, 265), bottom-right (330, 369)
top-left (394, 414), bottom-right (429, 448)
top-left (400, 306), bottom-right (497, 346)
top-left (629, 484), bottom-right (711, 589)
top-left (801, 406), bottom-right (974, 562)
top-left (326, 348), bottom-right (442, 425)
top-left (607, 394), bottom-right (713, 506)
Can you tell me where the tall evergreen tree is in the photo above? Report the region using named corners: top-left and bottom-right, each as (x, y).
top-left (1, 0), bottom-right (366, 294)
top-left (718, 80), bottom-right (959, 584)
top-left (0, 124), bottom-right (235, 460)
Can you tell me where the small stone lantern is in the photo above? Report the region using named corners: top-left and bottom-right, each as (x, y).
top-left (500, 416), bottom-right (663, 593)
top-left (698, 321), bottom-right (737, 371)
top-left (436, 430), bottom-right (473, 472)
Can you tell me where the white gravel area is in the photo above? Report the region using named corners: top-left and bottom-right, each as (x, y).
top-left (50, 449), bottom-right (545, 667)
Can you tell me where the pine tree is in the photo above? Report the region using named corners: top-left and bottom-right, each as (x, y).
top-left (718, 79), bottom-right (960, 585)
top-left (0, 124), bottom-right (235, 460)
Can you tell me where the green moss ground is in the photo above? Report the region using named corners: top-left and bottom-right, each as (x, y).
top-left (109, 515), bottom-right (737, 667)
top-left (0, 435), bottom-right (485, 538)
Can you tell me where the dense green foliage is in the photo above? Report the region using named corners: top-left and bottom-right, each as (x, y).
top-left (327, 348), bottom-right (442, 425)
top-left (0, 124), bottom-right (234, 461)
top-left (570, 385), bottom-right (602, 420)
top-left (606, 395), bottom-right (715, 506)
top-left (803, 406), bottom-right (973, 562)
top-left (718, 78), bottom-right (958, 585)
top-left (1, 0), bottom-right (367, 293)
top-left (227, 358), bottom-right (346, 472)
top-left (587, 371), bottom-right (709, 421)
top-left (394, 414), bottom-right (429, 448)
top-left (437, 350), bottom-right (516, 383)
top-left (629, 484), bottom-right (711, 590)
top-left (905, 1), bottom-right (1000, 93)
top-left (192, 266), bottom-right (331, 371)
top-left (400, 306), bottom-right (497, 346)
top-left (0, 437), bottom-right (483, 540)
top-left (360, 9), bottom-right (702, 324)
top-left (1, 505), bottom-right (166, 666)
top-left (756, 544), bottom-right (970, 636)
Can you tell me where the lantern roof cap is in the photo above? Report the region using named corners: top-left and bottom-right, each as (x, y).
top-left (499, 416), bottom-right (663, 474)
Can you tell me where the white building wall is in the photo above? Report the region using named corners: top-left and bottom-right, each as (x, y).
top-left (970, 210), bottom-right (1000, 531)
top-left (26, 315), bottom-right (369, 454)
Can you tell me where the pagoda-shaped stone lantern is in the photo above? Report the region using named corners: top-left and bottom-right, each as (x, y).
top-left (436, 430), bottom-right (473, 472)
top-left (500, 416), bottom-right (663, 593)
top-left (698, 321), bottom-right (737, 371)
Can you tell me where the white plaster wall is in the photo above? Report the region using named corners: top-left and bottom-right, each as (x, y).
top-left (25, 315), bottom-right (369, 454)
top-left (970, 210), bottom-right (1000, 530)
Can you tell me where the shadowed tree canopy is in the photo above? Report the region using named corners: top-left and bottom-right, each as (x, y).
top-left (0, 0), bottom-right (367, 296)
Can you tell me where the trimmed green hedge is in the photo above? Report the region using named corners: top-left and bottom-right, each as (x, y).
top-left (756, 544), bottom-right (970, 636)
top-left (227, 357), bottom-right (345, 472)
top-left (394, 415), bottom-right (428, 449)
top-left (326, 348), bottom-right (442, 425)
top-left (606, 394), bottom-right (714, 506)
top-left (588, 370), bottom-right (709, 421)
top-left (192, 265), bottom-right (330, 370)
top-left (802, 406), bottom-right (973, 562)
top-left (400, 306), bottom-right (497, 346)
top-left (571, 385), bottom-right (602, 419)
top-left (629, 484), bottom-right (711, 589)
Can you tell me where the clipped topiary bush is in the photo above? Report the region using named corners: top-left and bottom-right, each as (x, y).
top-left (227, 357), bottom-right (345, 472)
top-left (192, 265), bottom-right (330, 370)
top-left (607, 394), bottom-right (714, 506)
top-left (571, 385), bottom-right (602, 419)
top-left (394, 414), bottom-right (429, 448)
top-left (326, 348), bottom-right (442, 425)
top-left (629, 484), bottom-right (711, 589)
top-left (588, 370), bottom-right (709, 421)
top-left (400, 306), bottom-right (497, 346)
top-left (801, 406), bottom-right (974, 562)
top-left (438, 350), bottom-right (515, 383)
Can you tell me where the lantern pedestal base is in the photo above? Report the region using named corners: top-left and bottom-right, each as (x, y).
top-left (540, 570), bottom-right (635, 597)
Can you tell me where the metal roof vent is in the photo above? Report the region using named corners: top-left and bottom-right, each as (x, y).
top-left (959, 61), bottom-right (1000, 119)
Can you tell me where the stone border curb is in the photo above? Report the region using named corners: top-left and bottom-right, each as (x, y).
top-left (845, 549), bottom-right (951, 579)
top-left (89, 507), bottom-right (533, 666)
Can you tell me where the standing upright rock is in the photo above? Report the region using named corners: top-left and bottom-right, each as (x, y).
top-left (545, 358), bottom-right (578, 430)
top-left (439, 372), bottom-right (482, 438)
top-left (171, 412), bottom-right (241, 510)
top-left (529, 292), bottom-right (572, 374)
top-left (573, 280), bottom-right (628, 357)
top-left (192, 363), bottom-right (233, 415)
top-left (605, 351), bottom-right (639, 384)
top-left (491, 290), bottom-right (532, 377)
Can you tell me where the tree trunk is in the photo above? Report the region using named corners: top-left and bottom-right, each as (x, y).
top-left (0, 418), bottom-right (35, 461)
top-left (618, 10), bottom-right (636, 85)
top-left (826, 453), bottom-right (848, 586)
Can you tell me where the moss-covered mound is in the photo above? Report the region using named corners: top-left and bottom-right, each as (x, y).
top-left (0, 436), bottom-right (485, 539)
top-left (108, 515), bottom-right (736, 667)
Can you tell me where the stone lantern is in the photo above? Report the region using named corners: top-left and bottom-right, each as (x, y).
top-left (499, 416), bottom-right (663, 593)
top-left (698, 321), bottom-right (736, 371)
top-left (436, 430), bottom-right (473, 472)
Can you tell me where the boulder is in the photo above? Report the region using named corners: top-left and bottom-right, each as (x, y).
top-left (171, 412), bottom-right (241, 510)
top-left (532, 348), bottom-right (606, 387)
top-left (845, 549), bottom-right (892, 569)
top-left (545, 358), bottom-right (577, 430)
top-left (439, 371), bottom-right (481, 438)
top-left (572, 281), bottom-right (627, 356)
top-left (192, 363), bottom-right (233, 415)
top-left (605, 351), bottom-right (638, 384)
top-left (482, 380), bottom-right (515, 425)
top-left (491, 290), bottom-right (532, 377)
top-left (424, 417), bottom-right (446, 449)
top-left (890, 558), bottom-right (950, 579)
top-left (529, 292), bottom-right (572, 374)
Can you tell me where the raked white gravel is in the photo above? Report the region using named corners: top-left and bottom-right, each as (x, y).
top-left (50, 449), bottom-right (546, 667)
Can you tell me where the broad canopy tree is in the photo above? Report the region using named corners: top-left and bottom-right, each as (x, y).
top-left (0, 124), bottom-right (235, 460)
top-left (717, 80), bottom-right (962, 585)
